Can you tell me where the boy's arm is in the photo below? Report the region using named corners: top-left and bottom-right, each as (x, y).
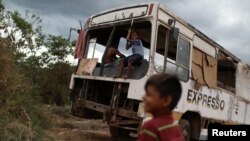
top-left (126, 29), bottom-right (132, 50)
top-left (137, 123), bottom-right (159, 141)
top-left (116, 50), bottom-right (125, 58)
top-left (126, 29), bottom-right (131, 40)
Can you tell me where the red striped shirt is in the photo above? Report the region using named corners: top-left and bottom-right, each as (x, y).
top-left (138, 113), bottom-right (184, 141)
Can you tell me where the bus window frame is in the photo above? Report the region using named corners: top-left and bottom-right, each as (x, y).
top-left (154, 22), bottom-right (191, 82)
top-left (154, 22), bottom-right (170, 71)
top-left (174, 35), bottom-right (191, 82)
top-left (81, 20), bottom-right (153, 79)
top-left (176, 35), bottom-right (191, 70)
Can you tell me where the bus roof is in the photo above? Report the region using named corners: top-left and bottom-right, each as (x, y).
top-left (88, 2), bottom-right (249, 67)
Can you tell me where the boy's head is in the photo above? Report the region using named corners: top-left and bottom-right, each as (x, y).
top-left (131, 30), bottom-right (139, 40)
top-left (143, 73), bottom-right (182, 115)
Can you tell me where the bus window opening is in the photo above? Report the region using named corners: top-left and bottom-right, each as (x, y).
top-left (85, 21), bottom-right (151, 79)
top-left (217, 51), bottom-right (236, 93)
top-left (154, 25), bottom-right (190, 81)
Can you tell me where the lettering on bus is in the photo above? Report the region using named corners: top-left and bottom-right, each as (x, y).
top-left (187, 89), bottom-right (225, 111)
top-left (92, 6), bottom-right (148, 25)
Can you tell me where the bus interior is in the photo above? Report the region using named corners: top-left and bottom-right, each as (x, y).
top-left (217, 51), bottom-right (236, 93)
top-left (85, 21), bottom-right (151, 79)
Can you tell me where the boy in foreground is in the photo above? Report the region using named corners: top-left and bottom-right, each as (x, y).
top-left (138, 73), bottom-right (184, 141)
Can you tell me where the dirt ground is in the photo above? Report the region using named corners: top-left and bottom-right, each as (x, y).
top-left (47, 106), bottom-right (110, 141)
top-left (51, 118), bottom-right (111, 141)
top-left (47, 106), bottom-right (135, 141)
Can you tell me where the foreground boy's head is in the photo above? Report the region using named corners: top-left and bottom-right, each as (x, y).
top-left (143, 73), bottom-right (182, 116)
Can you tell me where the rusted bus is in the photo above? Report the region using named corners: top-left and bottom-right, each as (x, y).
top-left (69, 2), bottom-right (250, 140)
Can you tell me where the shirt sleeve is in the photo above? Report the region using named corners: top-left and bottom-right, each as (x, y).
top-left (137, 122), bottom-right (159, 141)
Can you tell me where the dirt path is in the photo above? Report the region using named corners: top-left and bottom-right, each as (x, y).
top-left (46, 106), bottom-right (135, 141)
top-left (52, 118), bottom-right (111, 141)
top-left (46, 106), bottom-right (111, 141)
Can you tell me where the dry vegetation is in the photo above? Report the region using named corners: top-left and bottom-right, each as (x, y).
top-left (0, 30), bottom-right (113, 141)
top-left (0, 1), bottom-right (132, 140)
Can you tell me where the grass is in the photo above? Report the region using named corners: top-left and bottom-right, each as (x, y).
top-left (0, 92), bottom-right (54, 141)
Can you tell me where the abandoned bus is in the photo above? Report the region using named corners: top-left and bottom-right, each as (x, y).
top-left (69, 2), bottom-right (250, 140)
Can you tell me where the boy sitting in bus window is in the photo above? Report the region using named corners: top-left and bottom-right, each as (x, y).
top-left (138, 73), bottom-right (184, 141)
top-left (114, 29), bottom-right (144, 79)
top-left (104, 45), bottom-right (125, 67)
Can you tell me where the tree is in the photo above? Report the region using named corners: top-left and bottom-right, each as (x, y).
top-left (0, 0), bottom-right (4, 12)
top-left (45, 35), bottom-right (71, 62)
top-left (0, 1), bottom-right (75, 140)
top-left (7, 8), bottom-right (74, 106)
top-left (0, 4), bottom-right (45, 140)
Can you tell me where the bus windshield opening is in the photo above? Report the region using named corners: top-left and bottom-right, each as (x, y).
top-left (85, 21), bottom-right (151, 79)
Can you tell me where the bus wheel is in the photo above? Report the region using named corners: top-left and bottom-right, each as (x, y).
top-left (179, 119), bottom-right (191, 141)
top-left (109, 126), bottom-right (136, 141)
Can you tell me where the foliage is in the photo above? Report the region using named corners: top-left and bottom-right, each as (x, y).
top-left (37, 62), bottom-right (74, 106)
top-left (44, 35), bottom-right (72, 63)
top-left (0, 0), bottom-right (4, 12)
top-left (0, 36), bottom-right (51, 141)
top-left (11, 11), bottom-right (33, 36)
top-left (0, 0), bottom-right (76, 140)
top-left (7, 7), bottom-right (74, 105)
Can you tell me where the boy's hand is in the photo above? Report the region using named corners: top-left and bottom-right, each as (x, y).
top-left (128, 29), bottom-right (131, 33)
top-left (126, 29), bottom-right (132, 41)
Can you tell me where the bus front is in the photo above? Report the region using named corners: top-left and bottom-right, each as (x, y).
top-left (69, 2), bottom-right (158, 138)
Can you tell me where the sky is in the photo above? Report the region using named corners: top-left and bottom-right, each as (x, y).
top-left (2, 0), bottom-right (250, 64)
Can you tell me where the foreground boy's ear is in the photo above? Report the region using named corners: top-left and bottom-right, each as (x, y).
top-left (163, 96), bottom-right (172, 107)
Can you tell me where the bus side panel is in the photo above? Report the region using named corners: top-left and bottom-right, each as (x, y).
top-left (173, 81), bottom-right (188, 113)
top-left (158, 10), bottom-right (194, 40)
top-left (127, 77), bottom-right (149, 100)
top-left (230, 100), bottom-right (247, 123)
top-left (245, 103), bottom-right (250, 124)
top-left (177, 80), bottom-right (239, 122)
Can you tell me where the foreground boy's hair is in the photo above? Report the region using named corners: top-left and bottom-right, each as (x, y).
top-left (145, 73), bottom-right (182, 110)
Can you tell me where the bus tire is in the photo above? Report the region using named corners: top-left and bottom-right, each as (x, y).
top-left (179, 119), bottom-right (191, 141)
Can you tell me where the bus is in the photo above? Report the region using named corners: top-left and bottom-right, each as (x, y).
top-left (69, 2), bottom-right (250, 140)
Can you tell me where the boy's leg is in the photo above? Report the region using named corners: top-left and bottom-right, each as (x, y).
top-left (123, 54), bottom-right (143, 79)
top-left (113, 60), bottom-right (124, 78)
top-left (123, 62), bottom-right (132, 79)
